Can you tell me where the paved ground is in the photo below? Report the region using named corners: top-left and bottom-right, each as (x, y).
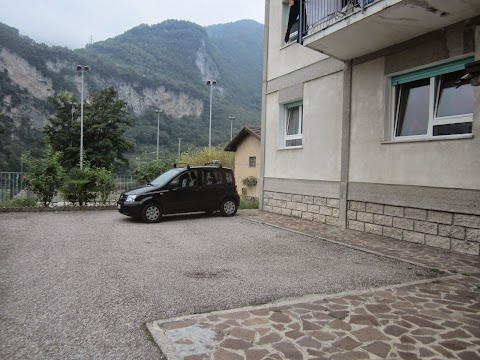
top-left (0, 209), bottom-right (436, 359)
top-left (148, 211), bottom-right (480, 360)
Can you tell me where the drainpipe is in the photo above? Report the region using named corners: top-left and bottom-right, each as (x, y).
top-left (339, 60), bottom-right (352, 229)
top-left (259, 0), bottom-right (270, 211)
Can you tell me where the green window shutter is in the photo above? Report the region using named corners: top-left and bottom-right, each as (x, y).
top-left (391, 57), bottom-right (474, 85)
top-left (286, 101), bottom-right (303, 108)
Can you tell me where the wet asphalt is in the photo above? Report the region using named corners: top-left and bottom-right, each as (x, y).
top-left (0, 210), bottom-right (436, 359)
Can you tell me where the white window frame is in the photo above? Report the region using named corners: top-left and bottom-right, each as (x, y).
top-left (282, 101), bottom-right (303, 148)
top-left (390, 57), bottom-right (474, 141)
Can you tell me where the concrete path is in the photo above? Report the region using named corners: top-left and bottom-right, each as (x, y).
top-left (148, 210), bottom-right (480, 360)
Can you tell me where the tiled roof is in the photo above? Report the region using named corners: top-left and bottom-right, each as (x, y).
top-left (224, 125), bottom-right (261, 152)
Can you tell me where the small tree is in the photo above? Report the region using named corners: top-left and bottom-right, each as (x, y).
top-left (22, 142), bottom-right (65, 207)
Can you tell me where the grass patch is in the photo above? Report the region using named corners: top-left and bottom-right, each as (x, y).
top-left (239, 198), bottom-right (259, 209)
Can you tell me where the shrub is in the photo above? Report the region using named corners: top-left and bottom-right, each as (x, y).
top-left (180, 147), bottom-right (234, 168)
top-left (61, 167), bottom-right (97, 206)
top-left (92, 167), bottom-right (116, 205)
top-left (133, 155), bottom-right (176, 184)
top-left (1, 197), bottom-right (37, 208)
top-left (22, 142), bottom-right (65, 207)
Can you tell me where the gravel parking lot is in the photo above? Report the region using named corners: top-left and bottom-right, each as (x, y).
top-left (0, 210), bottom-right (437, 359)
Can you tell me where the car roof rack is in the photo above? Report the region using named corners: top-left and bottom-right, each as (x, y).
top-left (174, 163), bottom-right (190, 169)
top-left (204, 160), bottom-right (222, 168)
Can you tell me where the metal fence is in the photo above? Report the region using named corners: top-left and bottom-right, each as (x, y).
top-left (300, 0), bottom-right (377, 40)
top-left (0, 172), bottom-right (139, 206)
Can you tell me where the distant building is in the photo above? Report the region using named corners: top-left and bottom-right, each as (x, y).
top-left (260, 0), bottom-right (480, 255)
top-left (225, 126), bottom-right (261, 200)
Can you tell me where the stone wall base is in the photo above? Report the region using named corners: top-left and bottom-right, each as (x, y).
top-left (262, 191), bottom-right (480, 256)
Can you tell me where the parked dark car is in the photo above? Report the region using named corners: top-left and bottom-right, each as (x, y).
top-left (117, 164), bottom-right (240, 223)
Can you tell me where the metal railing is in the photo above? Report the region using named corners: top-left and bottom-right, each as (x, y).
top-left (0, 172), bottom-right (25, 204)
top-left (296, 0), bottom-right (378, 43)
top-left (0, 172), bottom-right (140, 206)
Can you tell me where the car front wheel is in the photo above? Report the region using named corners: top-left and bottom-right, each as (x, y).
top-left (220, 199), bottom-right (238, 217)
top-left (141, 203), bottom-right (162, 223)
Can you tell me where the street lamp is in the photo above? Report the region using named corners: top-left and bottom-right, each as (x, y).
top-left (178, 138), bottom-right (181, 161)
top-left (76, 65), bottom-right (90, 171)
top-left (228, 116), bottom-right (235, 140)
top-left (206, 80), bottom-right (216, 148)
top-left (155, 110), bottom-right (163, 160)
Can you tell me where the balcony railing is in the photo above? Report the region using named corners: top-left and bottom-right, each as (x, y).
top-left (296, 0), bottom-right (377, 44)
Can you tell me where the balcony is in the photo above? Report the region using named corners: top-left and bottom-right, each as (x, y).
top-left (300, 0), bottom-right (480, 60)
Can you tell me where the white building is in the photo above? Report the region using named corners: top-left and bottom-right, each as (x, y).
top-left (260, 0), bottom-right (480, 255)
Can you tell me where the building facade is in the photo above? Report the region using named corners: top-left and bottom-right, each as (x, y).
top-left (260, 0), bottom-right (480, 255)
top-left (225, 126), bottom-right (262, 199)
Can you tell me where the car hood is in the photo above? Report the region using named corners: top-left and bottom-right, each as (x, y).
top-left (123, 185), bottom-right (162, 196)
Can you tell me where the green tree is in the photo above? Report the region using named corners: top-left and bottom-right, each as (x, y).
top-left (84, 87), bottom-right (134, 170)
top-left (44, 92), bottom-right (80, 169)
top-left (45, 87), bottom-right (135, 171)
top-left (22, 141), bottom-right (65, 207)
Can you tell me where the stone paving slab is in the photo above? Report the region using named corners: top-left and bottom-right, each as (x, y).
top-left (147, 211), bottom-right (480, 360)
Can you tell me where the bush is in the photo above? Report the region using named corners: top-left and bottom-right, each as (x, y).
top-left (133, 155), bottom-right (176, 184)
top-left (61, 167), bottom-right (97, 206)
top-left (92, 168), bottom-right (116, 205)
top-left (180, 147), bottom-right (234, 168)
top-left (1, 197), bottom-right (37, 208)
top-left (22, 142), bottom-right (65, 207)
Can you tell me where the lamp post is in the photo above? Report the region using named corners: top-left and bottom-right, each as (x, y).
top-left (76, 65), bottom-right (90, 171)
top-left (206, 80), bottom-right (216, 148)
top-left (155, 110), bottom-right (163, 160)
top-left (228, 116), bottom-right (235, 140)
top-left (178, 138), bottom-right (181, 161)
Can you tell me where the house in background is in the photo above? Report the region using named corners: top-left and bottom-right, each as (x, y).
top-left (260, 0), bottom-right (480, 255)
top-left (225, 126), bottom-right (261, 199)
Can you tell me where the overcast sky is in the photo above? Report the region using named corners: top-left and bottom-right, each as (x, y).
top-left (0, 0), bottom-right (266, 49)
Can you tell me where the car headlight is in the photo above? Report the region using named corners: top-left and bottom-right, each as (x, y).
top-left (125, 195), bottom-right (137, 202)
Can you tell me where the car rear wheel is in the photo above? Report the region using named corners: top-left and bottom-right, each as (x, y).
top-left (141, 203), bottom-right (162, 223)
top-left (220, 199), bottom-right (238, 217)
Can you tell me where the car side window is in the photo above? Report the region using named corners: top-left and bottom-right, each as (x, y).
top-left (173, 171), bottom-right (197, 188)
top-left (225, 171), bottom-right (234, 185)
top-left (203, 169), bottom-right (223, 186)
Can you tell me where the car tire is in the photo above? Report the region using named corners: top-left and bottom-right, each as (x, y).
top-left (220, 199), bottom-right (238, 217)
top-left (141, 203), bottom-right (162, 223)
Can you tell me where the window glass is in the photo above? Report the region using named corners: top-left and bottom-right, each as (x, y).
top-left (284, 102), bottom-right (303, 147)
top-left (249, 156), bottom-right (256, 168)
top-left (287, 107), bottom-right (301, 135)
top-left (436, 70), bottom-right (474, 118)
top-left (203, 170), bottom-right (223, 186)
top-left (225, 171), bottom-right (234, 185)
top-left (395, 78), bottom-right (430, 137)
top-left (177, 171), bottom-right (197, 187)
top-left (433, 123), bottom-right (472, 136)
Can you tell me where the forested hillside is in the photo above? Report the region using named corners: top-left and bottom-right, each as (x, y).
top-left (0, 19), bottom-right (264, 171)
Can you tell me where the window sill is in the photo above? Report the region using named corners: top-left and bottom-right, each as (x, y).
top-left (277, 146), bottom-right (303, 151)
top-left (382, 134), bottom-right (474, 144)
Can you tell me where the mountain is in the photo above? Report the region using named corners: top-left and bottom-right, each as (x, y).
top-left (0, 20), bottom-right (264, 171)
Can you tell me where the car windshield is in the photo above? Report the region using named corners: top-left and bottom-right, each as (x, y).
top-left (149, 168), bottom-right (184, 187)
